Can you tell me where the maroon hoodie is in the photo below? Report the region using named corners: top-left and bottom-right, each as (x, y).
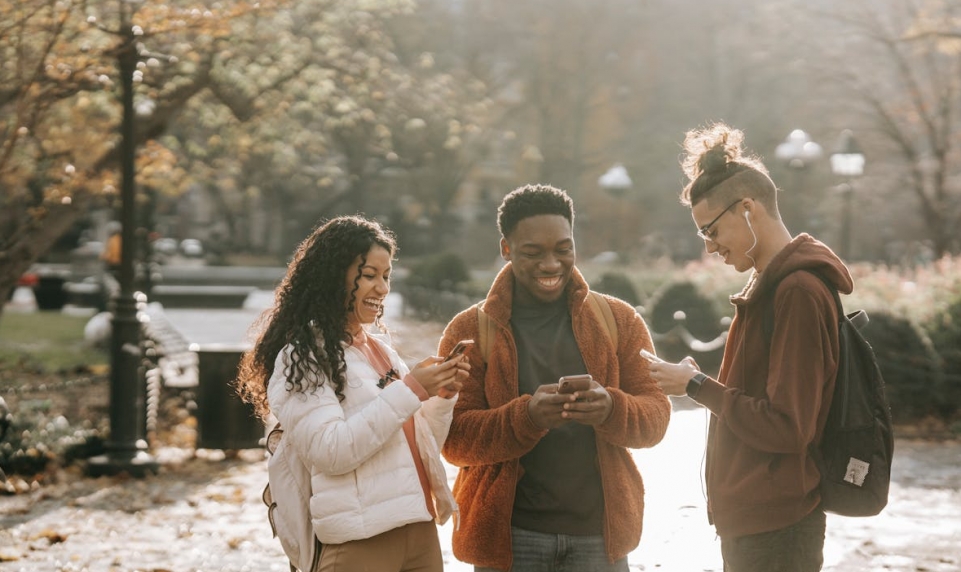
top-left (695, 233), bottom-right (854, 538)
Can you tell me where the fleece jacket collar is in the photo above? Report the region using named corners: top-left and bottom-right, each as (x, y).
top-left (481, 262), bottom-right (592, 328)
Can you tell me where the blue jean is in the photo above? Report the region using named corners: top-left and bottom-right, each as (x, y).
top-left (474, 526), bottom-right (629, 572)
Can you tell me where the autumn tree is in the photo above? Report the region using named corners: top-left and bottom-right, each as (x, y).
top-left (792, 0), bottom-right (961, 258)
top-left (610, 0), bottom-right (844, 257)
top-left (0, 0), bottom-right (277, 316)
top-left (162, 0), bottom-right (499, 257)
top-left (155, 0), bottom-right (410, 256)
top-left (449, 0), bottom-right (657, 197)
top-left (889, 0), bottom-right (961, 257)
top-left (1, 0), bottom-right (118, 306)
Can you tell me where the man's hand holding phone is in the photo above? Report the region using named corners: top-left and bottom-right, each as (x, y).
top-left (557, 374), bottom-right (593, 394)
top-left (549, 374), bottom-right (614, 427)
top-left (646, 352), bottom-right (700, 397)
top-left (529, 372), bottom-right (618, 429)
top-left (639, 349), bottom-right (665, 363)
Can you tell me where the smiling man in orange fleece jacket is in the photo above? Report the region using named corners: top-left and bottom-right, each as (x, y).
top-left (439, 184), bottom-right (672, 572)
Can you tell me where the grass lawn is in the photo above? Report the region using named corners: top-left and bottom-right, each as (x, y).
top-left (0, 311), bottom-right (108, 373)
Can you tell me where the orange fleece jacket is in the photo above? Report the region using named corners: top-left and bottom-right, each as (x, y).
top-left (439, 264), bottom-right (672, 570)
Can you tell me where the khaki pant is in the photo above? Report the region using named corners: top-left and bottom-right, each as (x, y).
top-left (318, 520), bottom-right (443, 572)
top-left (721, 508), bottom-right (826, 572)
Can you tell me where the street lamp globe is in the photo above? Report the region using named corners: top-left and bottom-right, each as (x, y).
top-left (775, 129), bottom-right (823, 169)
top-left (598, 163), bottom-right (633, 198)
top-left (830, 129), bottom-right (865, 177)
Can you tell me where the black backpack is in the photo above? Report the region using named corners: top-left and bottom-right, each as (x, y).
top-left (764, 269), bottom-right (894, 517)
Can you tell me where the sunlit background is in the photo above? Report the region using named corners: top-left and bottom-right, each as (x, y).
top-left (2, 0), bottom-right (961, 570)
top-left (4, 0), bottom-right (961, 275)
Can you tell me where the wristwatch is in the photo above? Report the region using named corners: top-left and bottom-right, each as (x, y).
top-left (686, 372), bottom-right (709, 400)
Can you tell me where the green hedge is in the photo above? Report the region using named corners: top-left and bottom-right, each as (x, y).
top-left (405, 252), bottom-right (472, 292)
top-left (861, 312), bottom-right (942, 423)
top-left (591, 272), bottom-right (641, 307)
top-left (646, 280), bottom-right (726, 376)
top-left (924, 298), bottom-right (961, 420)
top-left (0, 399), bottom-right (105, 477)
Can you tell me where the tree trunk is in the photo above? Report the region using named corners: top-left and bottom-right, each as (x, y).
top-left (0, 195), bottom-right (89, 323)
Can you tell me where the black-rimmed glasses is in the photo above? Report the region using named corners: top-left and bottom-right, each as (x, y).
top-left (696, 200), bottom-right (740, 241)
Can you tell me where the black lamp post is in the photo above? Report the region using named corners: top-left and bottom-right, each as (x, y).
top-left (829, 129), bottom-right (865, 261)
top-left (87, 0), bottom-right (158, 477)
top-left (775, 129), bottom-right (823, 232)
top-left (598, 163), bottom-right (633, 254)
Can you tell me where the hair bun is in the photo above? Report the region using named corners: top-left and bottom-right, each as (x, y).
top-left (682, 123), bottom-right (746, 181)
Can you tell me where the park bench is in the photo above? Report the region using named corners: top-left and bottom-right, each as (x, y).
top-left (139, 306), bottom-right (262, 450)
top-left (148, 284), bottom-right (256, 309)
top-left (141, 305), bottom-right (199, 389)
top-left (139, 305), bottom-right (199, 442)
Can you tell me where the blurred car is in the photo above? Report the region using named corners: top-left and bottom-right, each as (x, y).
top-left (7, 272), bottom-right (38, 301)
top-left (152, 238), bottom-right (178, 257)
top-left (179, 239), bottom-right (204, 258)
top-left (16, 273), bottom-right (39, 288)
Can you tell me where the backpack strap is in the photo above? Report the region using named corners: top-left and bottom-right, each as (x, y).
top-left (476, 302), bottom-right (495, 363)
top-left (475, 292), bottom-right (617, 363)
top-left (587, 291), bottom-right (618, 349)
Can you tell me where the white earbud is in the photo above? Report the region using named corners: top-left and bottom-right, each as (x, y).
top-left (743, 208), bottom-right (758, 266)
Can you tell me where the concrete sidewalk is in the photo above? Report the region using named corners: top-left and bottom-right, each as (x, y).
top-left (2, 293), bottom-right (959, 571)
top-left (1, 408), bottom-right (958, 571)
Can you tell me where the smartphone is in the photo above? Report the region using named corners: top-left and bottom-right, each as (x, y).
top-left (557, 374), bottom-right (593, 394)
top-left (639, 349), bottom-right (665, 363)
top-left (444, 339), bottom-right (474, 362)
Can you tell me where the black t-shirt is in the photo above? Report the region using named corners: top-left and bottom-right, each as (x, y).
top-left (510, 296), bottom-right (605, 535)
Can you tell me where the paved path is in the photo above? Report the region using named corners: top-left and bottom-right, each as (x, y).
top-left (1, 409), bottom-right (958, 571)
top-left (153, 296), bottom-right (961, 571)
top-left (1, 293), bottom-right (959, 571)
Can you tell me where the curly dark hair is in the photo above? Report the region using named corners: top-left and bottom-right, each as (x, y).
top-left (679, 122), bottom-right (778, 213)
top-left (497, 184), bottom-right (575, 238)
top-left (236, 215), bottom-right (397, 420)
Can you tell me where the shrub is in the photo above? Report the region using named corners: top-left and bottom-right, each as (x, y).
top-left (646, 281), bottom-right (727, 376)
top-left (399, 252), bottom-right (476, 322)
top-left (860, 312), bottom-right (942, 423)
top-left (592, 272), bottom-right (641, 307)
top-left (0, 399), bottom-right (105, 477)
top-left (405, 252), bottom-right (472, 292)
top-left (923, 298), bottom-right (961, 420)
top-left (400, 286), bottom-right (474, 323)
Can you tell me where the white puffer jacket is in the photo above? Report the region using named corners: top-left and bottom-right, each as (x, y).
top-left (267, 334), bottom-right (457, 546)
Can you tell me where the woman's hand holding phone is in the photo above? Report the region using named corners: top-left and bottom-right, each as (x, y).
top-left (444, 339), bottom-right (474, 362)
top-left (432, 340), bottom-right (473, 398)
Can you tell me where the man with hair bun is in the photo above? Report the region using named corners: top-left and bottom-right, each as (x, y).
top-left (649, 122), bottom-right (854, 571)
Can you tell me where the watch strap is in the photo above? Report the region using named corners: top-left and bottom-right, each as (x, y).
top-left (686, 372), bottom-right (709, 400)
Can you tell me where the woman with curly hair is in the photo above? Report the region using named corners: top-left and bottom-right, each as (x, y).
top-left (237, 214), bottom-right (468, 572)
